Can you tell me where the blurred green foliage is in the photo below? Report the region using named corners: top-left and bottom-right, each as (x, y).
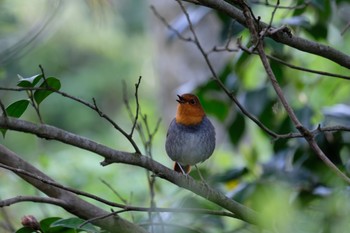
top-left (1, 0), bottom-right (350, 232)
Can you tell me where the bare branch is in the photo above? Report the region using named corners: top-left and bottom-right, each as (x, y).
top-left (0, 100), bottom-right (7, 117)
top-left (0, 144), bottom-right (148, 233)
top-left (194, 0), bottom-right (350, 68)
top-left (173, 0), bottom-right (279, 138)
top-left (0, 196), bottom-right (66, 207)
top-left (341, 21), bottom-right (350, 36)
top-left (251, 0), bottom-right (310, 10)
top-left (0, 116), bottom-right (259, 226)
top-left (150, 5), bottom-right (194, 42)
top-left (238, 0), bottom-right (350, 185)
top-left (0, 78), bottom-right (142, 154)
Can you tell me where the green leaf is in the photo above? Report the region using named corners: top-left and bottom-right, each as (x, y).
top-left (40, 217), bottom-right (62, 232)
top-left (51, 218), bottom-right (99, 233)
top-left (17, 74), bottom-right (43, 87)
top-left (1, 100), bottom-right (30, 137)
top-left (34, 77), bottom-right (61, 105)
top-left (243, 87), bottom-right (269, 116)
top-left (5, 99), bottom-right (30, 118)
top-left (228, 113), bottom-right (245, 144)
top-left (307, 22), bottom-right (328, 40)
top-left (15, 227), bottom-right (36, 233)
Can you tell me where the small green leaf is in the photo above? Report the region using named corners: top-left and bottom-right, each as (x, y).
top-left (5, 100), bottom-right (30, 118)
top-left (34, 77), bottom-right (61, 105)
top-left (40, 217), bottom-right (62, 232)
top-left (17, 74), bottom-right (43, 87)
top-left (1, 100), bottom-right (30, 137)
top-left (51, 218), bottom-right (99, 233)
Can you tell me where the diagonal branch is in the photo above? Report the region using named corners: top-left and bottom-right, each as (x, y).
top-left (0, 116), bottom-right (260, 227)
top-left (194, 0), bottom-right (350, 69)
top-left (0, 143), bottom-right (148, 233)
top-left (238, 0), bottom-right (350, 185)
top-left (172, 0), bottom-right (278, 138)
top-left (0, 196), bottom-right (66, 207)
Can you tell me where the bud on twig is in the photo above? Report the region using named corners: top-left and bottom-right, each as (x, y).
top-left (21, 215), bottom-right (40, 231)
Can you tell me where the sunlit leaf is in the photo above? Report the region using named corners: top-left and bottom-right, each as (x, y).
top-left (17, 74), bottom-right (43, 87)
top-left (34, 77), bottom-right (61, 105)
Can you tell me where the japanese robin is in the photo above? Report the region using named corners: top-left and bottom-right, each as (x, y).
top-left (165, 93), bottom-right (216, 174)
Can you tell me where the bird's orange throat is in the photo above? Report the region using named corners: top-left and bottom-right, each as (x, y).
top-left (175, 104), bottom-right (205, 126)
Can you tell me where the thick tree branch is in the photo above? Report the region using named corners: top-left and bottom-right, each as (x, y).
top-left (0, 155), bottom-right (237, 219)
top-left (193, 0), bottom-right (350, 69)
top-left (0, 116), bottom-right (260, 227)
top-left (0, 144), bottom-right (148, 233)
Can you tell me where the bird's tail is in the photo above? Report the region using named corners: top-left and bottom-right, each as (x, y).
top-left (174, 163), bottom-right (191, 174)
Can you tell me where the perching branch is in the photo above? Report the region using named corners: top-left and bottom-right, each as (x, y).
top-left (0, 116), bottom-right (260, 226)
top-left (0, 144), bottom-right (148, 233)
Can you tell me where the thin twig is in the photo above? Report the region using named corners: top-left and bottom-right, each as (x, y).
top-left (150, 5), bottom-right (194, 42)
top-left (0, 196), bottom-right (66, 207)
top-left (197, 0), bottom-right (350, 68)
top-left (174, 0), bottom-right (278, 138)
top-left (259, 0), bottom-right (279, 39)
top-left (239, 0), bottom-right (350, 184)
top-left (341, 21), bottom-right (350, 36)
top-left (0, 100), bottom-right (7, 117)
top-left (39, 66), bottom-right (142, 153)
top-left (251, 0), bottom-right (310, 9)
top-left (129, 76), bottom-right (142, 137)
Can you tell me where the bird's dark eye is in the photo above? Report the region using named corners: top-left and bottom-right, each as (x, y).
top-left (189, 99), bottom-right (196, 105)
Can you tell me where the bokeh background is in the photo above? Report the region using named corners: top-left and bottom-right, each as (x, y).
top-left (1, 0), bottom-right (350, 232)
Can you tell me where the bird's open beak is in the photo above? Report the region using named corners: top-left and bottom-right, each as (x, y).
top-left (176, 95), bottom-right (185, 104)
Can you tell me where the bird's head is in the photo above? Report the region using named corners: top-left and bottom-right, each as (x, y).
top-left (175, 93), bottom-right (205, 126)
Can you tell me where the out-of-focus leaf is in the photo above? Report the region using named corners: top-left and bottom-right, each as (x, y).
top-left (215, 11), bottom-right (245, 41)
top-left (259, 100), bottom-right (276, 130)
top-left (312, 0), bottom-right (331, 22)
top-left (40, 217), bottom-right (62, 232)
top-left (228, 112), bottom-right (245, 144)
top-left (214, 167), bottom-right (248, 183)
top-left (15, 227), bottom-right (35, 233)
top-left (265, 38), bottom-right (284, 56)
top-left (203, 98), bottom-right (229, 122)
top-left (243, 87), bottom-right (269, 116)
top-left (232, 182), bottom-right (257, 203)
top-left (273, 116), bottom-right (293, 152)
top-left (17, 74), bottom-right (42, 87)
top-left (235, 51), bottom-right (251, 75)
top-left (1, 100), bottom-right (30, 137)
top-left (307, 22), bottom-right (328, 40)
top-left (51, 218), bottom-right (98, 233)
top-left (293, 0), bottom-right (309, 16)
top-left (270, 59), bottom-right (285, 85)
top-left (34, 77), bottom-right (61, 105)
top-left (295, 106), bottom-right (314, 129)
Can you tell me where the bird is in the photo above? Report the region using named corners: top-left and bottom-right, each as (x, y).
top-left (165, 93), bottom-right (216, 174)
